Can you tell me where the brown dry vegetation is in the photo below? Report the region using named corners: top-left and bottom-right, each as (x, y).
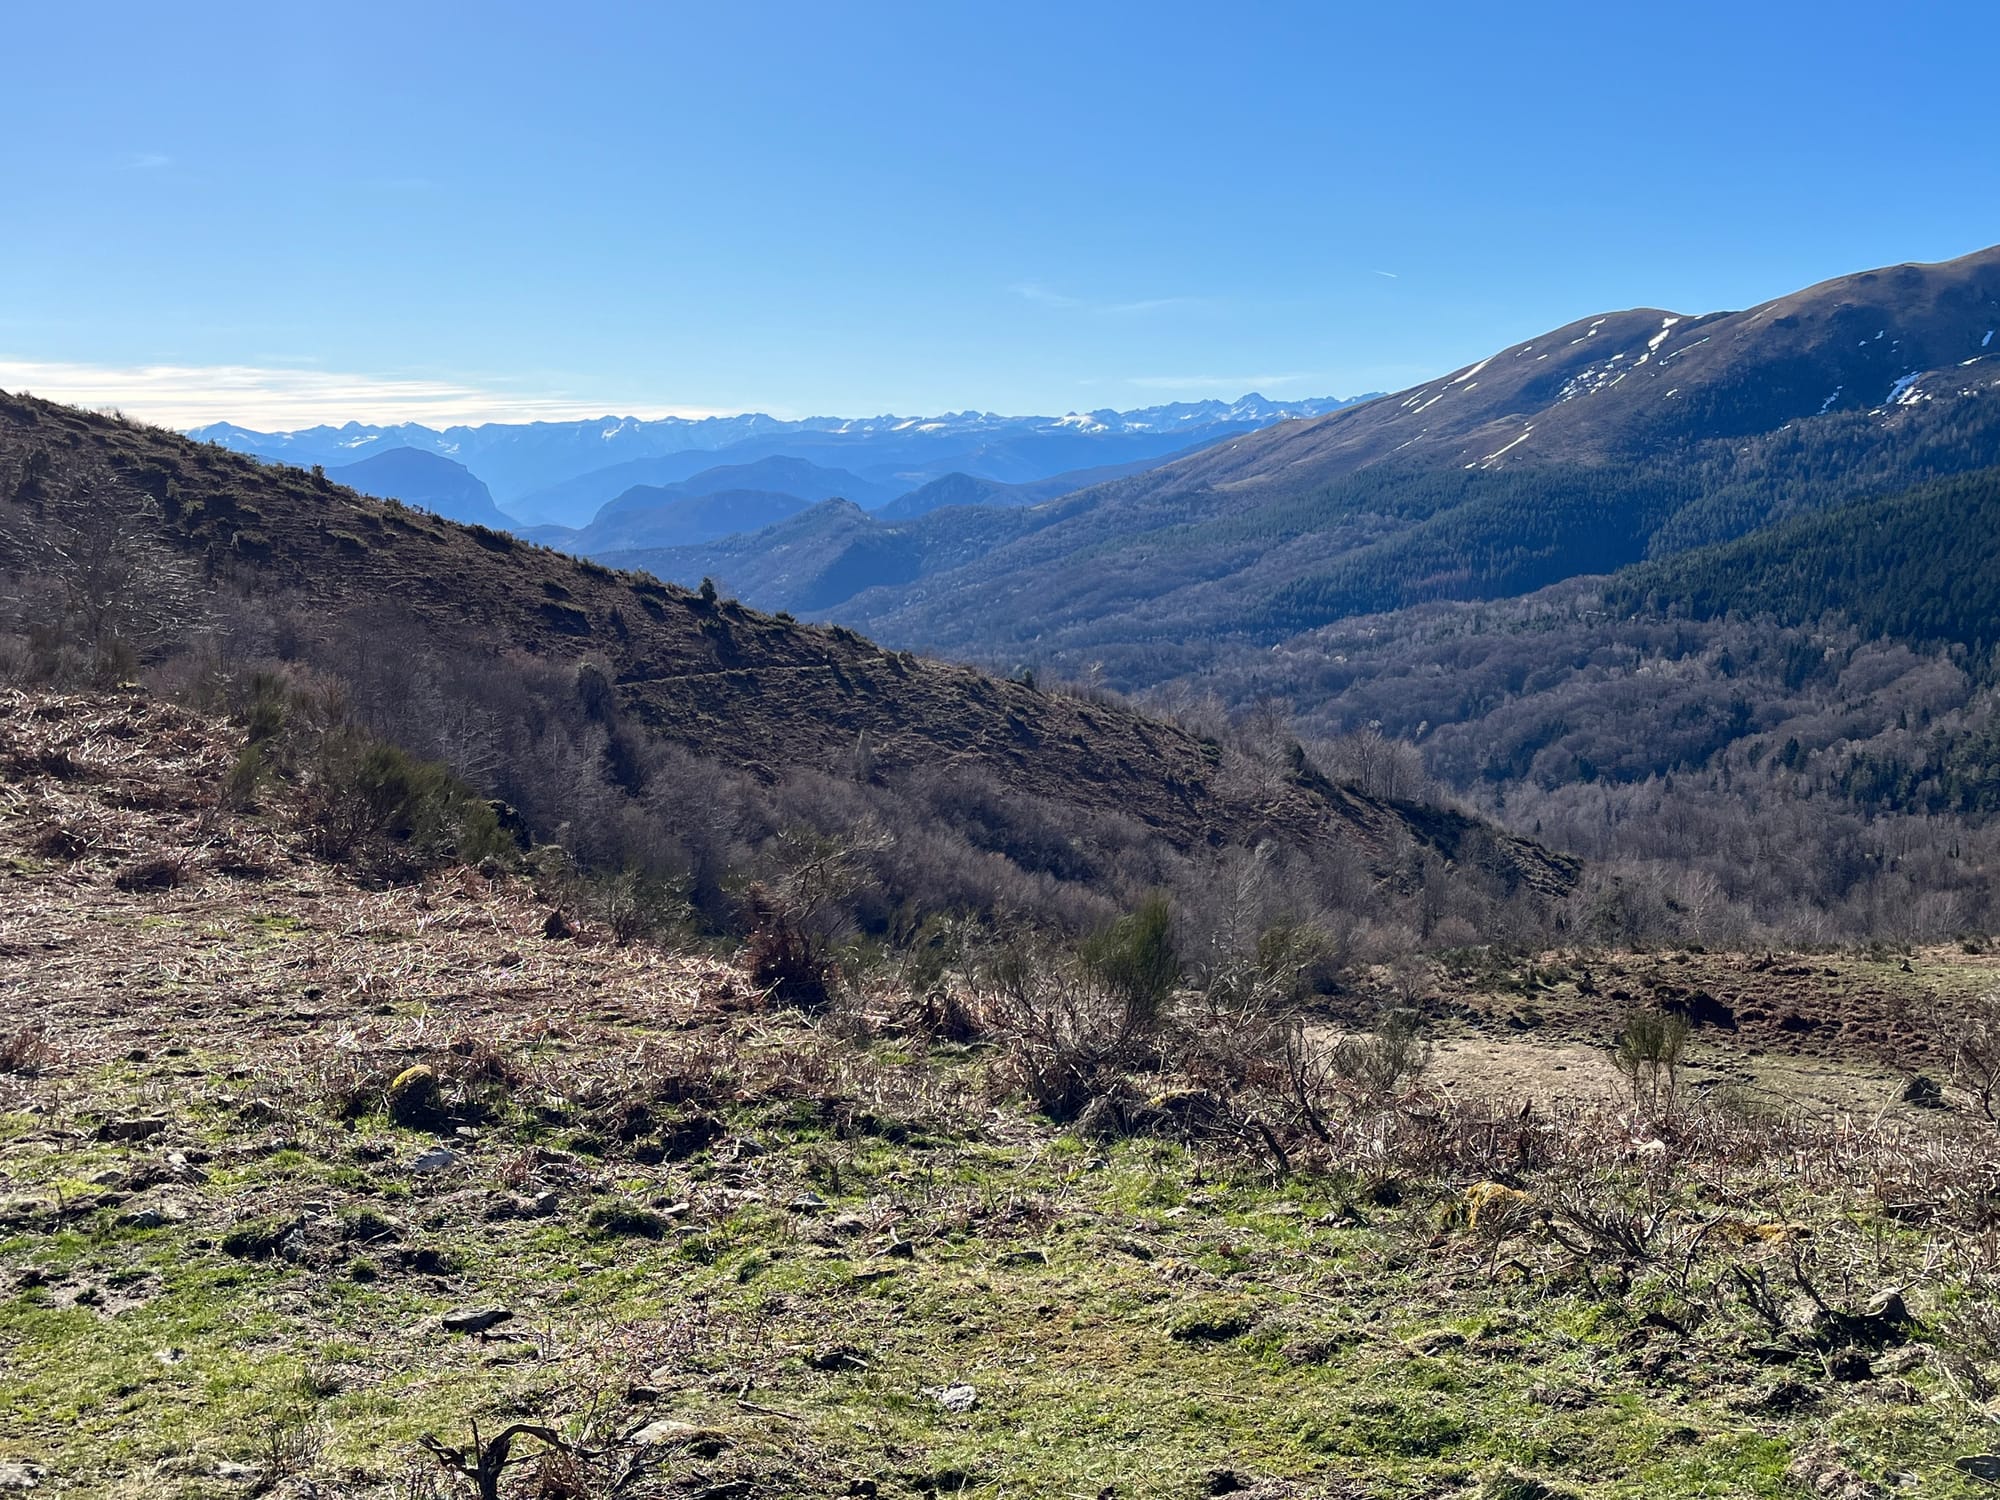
top-left (5, 691), bottom-right (2000, 1499)
top-left (0, 390), bottom-right (1567, 897)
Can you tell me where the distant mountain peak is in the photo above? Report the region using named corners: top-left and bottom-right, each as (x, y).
top-left (188, 391), bottom-right (1374, 526)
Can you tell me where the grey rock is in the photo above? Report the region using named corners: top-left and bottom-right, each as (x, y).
top-left (925, 1383), bottom-right (978, 1413)
top-left (411, 1146), bottom-right (460, 1173)
top-left (631, 1421), bottom-right (729, 1457)
top-left (0, 1463), bottom-right (44, 1492)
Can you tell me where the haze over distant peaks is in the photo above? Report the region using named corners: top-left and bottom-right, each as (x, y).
top-left (188, 393), bottom-right (1370, 524)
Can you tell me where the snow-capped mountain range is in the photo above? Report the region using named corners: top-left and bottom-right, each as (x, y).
top-left (188, 393), bottom-right (1368, 526)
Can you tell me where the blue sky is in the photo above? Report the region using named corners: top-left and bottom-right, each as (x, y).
top-left (3, 1), bottom-right (1996, 427)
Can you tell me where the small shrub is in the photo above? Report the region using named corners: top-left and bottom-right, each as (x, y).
top-left (223, 741), bottom-right (268, 808)
top-left (976, 942), bottom-right (1149, 1123)
top-left (1328, 1007), bottom-right (1432, 1100)
top-left (0, 1024), bottom-right (54, 1076)
top-left (742, 882), bottom-right (834, 1010)
top-left (1949, 989), bottom-right (2000, 1123)
top-left (302, 729), bottom-right (510, 877)
top-left (1612, 1010), bottom-right (1690, 1112)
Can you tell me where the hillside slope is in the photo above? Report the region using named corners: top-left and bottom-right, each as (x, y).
top-left (0, 390), bottom-right (1571, 904)
top-left (607, 500), bottom-right (1055, 616)
top-left (5, 688), bottom-right (1990, 1499)
top-left (1605, 466), bottom-right (2000, 654)
top-left (827, 246), bottom-right (2000, 665)
top-left (527, 456), bottom-right (907, 554)
top-left (1106, 244), bottom-right (2000, 490)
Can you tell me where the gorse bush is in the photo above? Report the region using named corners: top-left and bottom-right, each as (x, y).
top-left (212, 670), bottom-right (513, 882)
top-left (301, 729), bottom-right (510, 874)
top-left (1611, 1009), bottom-right (1690, 1112)
top-left (1081, 893), bottom-right (1180, 1030)
top-left (1327, 1006), bottom-right (1433, 1101)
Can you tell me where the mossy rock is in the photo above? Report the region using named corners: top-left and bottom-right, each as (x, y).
top-left (1166, 1295), bottom-right (1260, 1342)
top-left (386, 1064), bottom-right (446, 1128)
top-left (587, 1202), bottom-right (673, 1239)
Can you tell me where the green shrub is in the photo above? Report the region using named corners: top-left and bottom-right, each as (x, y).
top-left (1082, 894), bottom-right (1179, 1029)
top-left (303, 729), bottom-right (510, 875)
top-left (1612, 1010), bottom-right (1690, 1110)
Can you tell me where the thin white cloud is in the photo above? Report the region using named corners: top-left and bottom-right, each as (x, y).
top-left (122, 153), bottom-right (172, 171)
top-left (0, 357), bottom-right (731, 429)
top-left (1012, 282), bottom-right (1207, 316)
top-left (1127, 372), bottom-right (1322, 392)
top-left (1373, 270), bottom-right (1399, 279)
top-left (1014, 281), bottom-right (1084, 310)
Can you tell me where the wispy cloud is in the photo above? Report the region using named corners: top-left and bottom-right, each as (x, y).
top-left (0, 357), bottom-right (731, 429)
top-left (1373, 270), bottom-right (1399, 279)
top-left (1127, 372), bottom-right (1323, 392)
top-left (122, 152), bottom-right (172, 171)
top-left (1012, 282), bottom-right (1207, 316)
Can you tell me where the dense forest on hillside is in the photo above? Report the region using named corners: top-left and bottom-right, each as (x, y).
top-left (1609, 467), bottom-right (2000, 656)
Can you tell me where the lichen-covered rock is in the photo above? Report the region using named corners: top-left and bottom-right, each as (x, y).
top-left (386, 1064), bottom-right (445, 1128)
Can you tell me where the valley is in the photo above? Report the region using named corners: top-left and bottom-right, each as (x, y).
top-left (5, 239), bottom-right (2000, 1500)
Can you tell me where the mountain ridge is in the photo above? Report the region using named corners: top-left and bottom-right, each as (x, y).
top-left (190, 393), bottom-right (1372, 524)
top-left (323, 447), bottom-right (515, 530)
top-left (791, 245), bottom-right (2000, 666)
top-left (0, 388), bottom-right (1573, 906)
